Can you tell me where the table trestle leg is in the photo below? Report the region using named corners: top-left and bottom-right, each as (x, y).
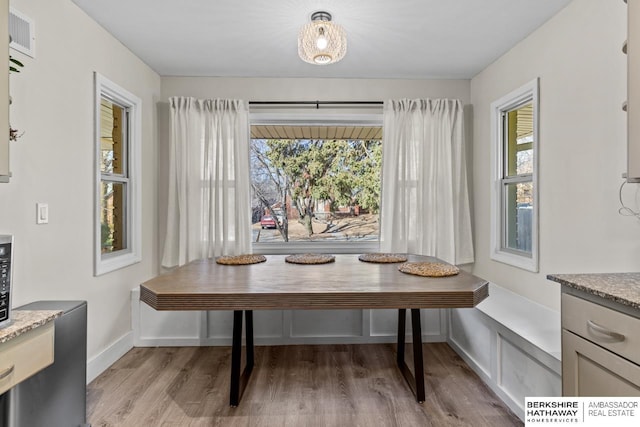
top-left (229, 310), bottom-right (255, 407)
top-left (396, 308), bottom-right (426, 403)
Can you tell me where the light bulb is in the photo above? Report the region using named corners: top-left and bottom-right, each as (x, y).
top-left (316, 35), bottom-right (328, 50)
top-left (316, 27), bottom-right (328, 50)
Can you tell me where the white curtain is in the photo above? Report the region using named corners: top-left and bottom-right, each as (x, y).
top-left (380, 99), bottom-right (474, 265)
top-left (161, 97), bottom-right (252, 268)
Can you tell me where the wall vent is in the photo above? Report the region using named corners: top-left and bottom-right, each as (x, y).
top-left (9, 8), bottom-right (35, 58)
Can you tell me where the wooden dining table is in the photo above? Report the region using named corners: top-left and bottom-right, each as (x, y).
top-left (140, 254), bottom-right (489, 406)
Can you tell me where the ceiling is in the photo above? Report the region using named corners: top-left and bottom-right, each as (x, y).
top-left (71, 0), bottom-right (572, 79)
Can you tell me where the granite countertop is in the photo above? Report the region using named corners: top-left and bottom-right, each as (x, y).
top-left (0, 310), bottom-right (62, 344)
top-left (547, 273), bottom-right (640, 310)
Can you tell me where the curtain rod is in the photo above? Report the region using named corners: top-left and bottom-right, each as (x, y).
top-left (249, 100), bottom-right (383, 109)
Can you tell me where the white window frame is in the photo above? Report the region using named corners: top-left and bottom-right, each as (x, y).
top-left (490, 78), bottom-right (539, 272)
top-left (94, 73), bottom-right (142, 275)
top-left (249, 112), bottom-right (382, 254)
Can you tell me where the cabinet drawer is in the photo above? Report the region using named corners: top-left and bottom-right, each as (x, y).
top-left (0, 322), bottom-right (55, 394)
top-left (562, 293), bottom-right (640, 365)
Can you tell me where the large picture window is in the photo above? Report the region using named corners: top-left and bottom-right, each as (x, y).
top-left (250, 114), bottom-right (382, 253)
top-left (94, 73), bottom-right (142, 275)
top-left (490, 79), bottom-right (539, 272)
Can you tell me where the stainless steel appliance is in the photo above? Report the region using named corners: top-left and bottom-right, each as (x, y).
top-left (0, 236), bottom-right (12, 328)
top-left (3, 301), bottom-right (90, 427)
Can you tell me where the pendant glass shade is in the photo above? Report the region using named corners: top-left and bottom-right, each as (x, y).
top-left (298, 12), bottom-right (347, 65)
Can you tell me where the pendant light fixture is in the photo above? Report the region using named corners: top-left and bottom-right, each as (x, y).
top-left (298, 11), bottom-right (347, 65)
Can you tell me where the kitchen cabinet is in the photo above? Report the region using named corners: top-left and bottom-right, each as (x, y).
top-left (0, 322), bottom-right (54, 395)
top-left (561, 293), bottom-right (640, 396)
top-left (0, 0), bottom-right (8, 182)
top-left (0, 310), bottom-right (61, 425)
top-left (548, 273), bottom-right (640, 396)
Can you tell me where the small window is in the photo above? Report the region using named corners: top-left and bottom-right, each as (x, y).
top-left (490, 79), bottom-right (538, 272)
top-left (94, 73), bottom-right (142, 275)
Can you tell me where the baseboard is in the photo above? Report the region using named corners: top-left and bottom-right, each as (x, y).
top-left (86, 331), bottom-right (134, 383)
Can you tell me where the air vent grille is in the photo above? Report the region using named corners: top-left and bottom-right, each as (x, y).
top-left (9, 8), bottom-right (35, 58)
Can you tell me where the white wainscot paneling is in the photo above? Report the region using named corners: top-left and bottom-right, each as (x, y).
top-left (137, 301), bottom-right (201, 345)
top-left (205, 310), bottom-right (233, 339)
top-left (499, 334), bottom-right (561, 403)
top-left (449, 307), bottom-right (492, 377)
top-left (369, 309), bottom-right (397, 336)
top-left (291, 309), bottom-right (362, 337)
top-left (370, 309), bottom-right (444, 341)
top-left (206, 310), bottom-right (284, 340)
top-left (253, 310), bottom-right (285, 338)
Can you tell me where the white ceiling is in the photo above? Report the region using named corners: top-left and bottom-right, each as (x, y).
top-left (71, 0), bottom-right (572, 79)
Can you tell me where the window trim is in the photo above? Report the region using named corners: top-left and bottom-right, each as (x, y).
top-left (489, 78), bottom-right (539, 272)
top-left (249, 112), bottom-right (383, 254)
top-left (94, 73), bottom-right (142, 276)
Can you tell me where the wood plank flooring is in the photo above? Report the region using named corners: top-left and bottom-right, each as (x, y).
top-left (87, 343), bottom-right (522, 427)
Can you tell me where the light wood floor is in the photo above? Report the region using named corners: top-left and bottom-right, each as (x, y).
top-left (87, 343), bottom-right (523, 427)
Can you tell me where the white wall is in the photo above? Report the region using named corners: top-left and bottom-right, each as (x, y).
top-left (0, 0), bottom-right (161, 364)
top-left (470, 0), bottom-right (639, 311)
top-left (161, 77), bottom-right (470, 102)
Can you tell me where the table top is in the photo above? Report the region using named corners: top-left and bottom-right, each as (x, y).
top-left (141, 254), bottom-right (489, 311)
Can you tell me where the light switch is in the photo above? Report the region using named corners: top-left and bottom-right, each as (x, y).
top-left (36, 203), bottom-right (49, 224)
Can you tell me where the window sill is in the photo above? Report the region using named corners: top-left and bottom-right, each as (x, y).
top-left (95, 251), bottom-right (141, 276)
top-left (490, 249), bottom-right (538, 273)
top-left (252, 240), bottom-right (379, 255)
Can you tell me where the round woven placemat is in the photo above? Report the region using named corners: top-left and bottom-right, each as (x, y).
top-left (358, 253), bottom-right (408, 263)
top-left (397, 262), bottom-right (460, 277)
top-left (216, 254), bottom-right (267, 265)
top-left (285, 254), bottom-right (335, 265)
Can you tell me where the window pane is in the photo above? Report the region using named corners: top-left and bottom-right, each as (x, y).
top-left (516, 149), bottom-right (533, 175)
top-left (505, 103), bottom-right (533, 177)
top-left (503, 181), bottom-right (533, 253)
top-left (100, 99), bottom-right (126, 175)
top-left (250, 126), bottom-right (382, 244)
top-left (101, 181), bottom-right (127, 254)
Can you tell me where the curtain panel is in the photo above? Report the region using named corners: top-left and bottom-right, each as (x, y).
top-left (161, 97), bottom-right (251, 268)
top-left (381, 99), bottom-right (474, 265)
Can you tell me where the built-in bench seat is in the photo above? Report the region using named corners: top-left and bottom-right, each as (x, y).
top-left (447, 283), bottom-right (561, 421)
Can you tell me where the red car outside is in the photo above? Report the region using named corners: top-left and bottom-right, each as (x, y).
top-left (260, 215), bottom-right (277, 229)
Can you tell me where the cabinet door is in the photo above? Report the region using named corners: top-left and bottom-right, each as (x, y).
top-left (562, 330), bottom-right (640, 396)
top-left (0, 0), bottom-right (8, 179)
